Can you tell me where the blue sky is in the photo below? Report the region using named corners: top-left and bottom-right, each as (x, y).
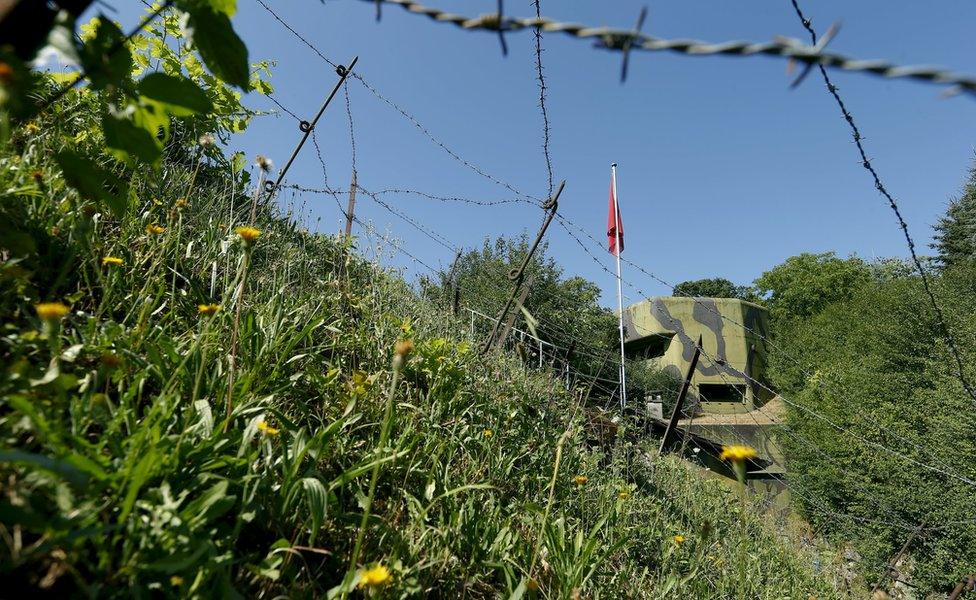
top-left (98, 1), bottom-right (976, 307)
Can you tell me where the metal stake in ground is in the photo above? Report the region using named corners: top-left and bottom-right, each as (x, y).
top-left (480, 180), bottom-right (564, 355)
top-left (491, 272), bottom-right (535, 354)
top-left (658, 334), bottom-right (703, 456)
top-left (871, 521), bottom-right (926, 596)
top-left (265, 56), bottom-right (359, 199)
top-left (344, 169), bottom-right (358, 238)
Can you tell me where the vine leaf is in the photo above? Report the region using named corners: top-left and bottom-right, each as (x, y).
top-left (138, 73), bottom-right (214, 116)
top-left (178, 1), bottom-right (250, 91)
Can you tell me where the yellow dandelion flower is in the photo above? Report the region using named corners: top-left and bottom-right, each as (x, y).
top-left (483, 429), bottom-right (494, 438)
top-left (198, 303), bottom-right (221, 316)
top-left (357, 564), bottom-right (391, 588)
top-left (719, 445), bottom-right (757, 463)
top-left (145, 223), bottom-right (165, 235)
top-left (35, 302), bottom-right (69, 320)
top-left (24, 121), bottom-right (40, 134)
top-left (256, 420), bottom-right (280, 436)
top-left (235, 226), bottom-right (261, 244)
top-left (573, 475), bottom-right (588, 486)
top-left (170, 575), bottom-right (184, 586)
top-left (175, 197), bottom-right (188, 208)
top-left (673, 535), bottom-right (686, 545)
top-left (102, 256), bottom-right (124, 266)
top-left (618, 490), bottom-right (630, 500)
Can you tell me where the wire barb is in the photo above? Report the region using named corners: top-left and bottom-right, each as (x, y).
top-left (620, 6), bottom-right (648, 83)
top-left (354, 0), bottom-right (976, 93)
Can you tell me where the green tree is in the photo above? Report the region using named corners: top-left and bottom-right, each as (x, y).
top-left (752, 252), bottom-right (872, 325)
top-left (932, 159), bottom-right (976, 267)
top-left (768, 264), bottom-right (976, 592)
top-left (672, 277), bottom-right (749, 300)
top-left (422, 234), bottom-right (617, 380)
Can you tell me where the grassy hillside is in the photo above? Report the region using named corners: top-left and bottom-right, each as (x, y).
top-left (0, 93), bottom-right (848, 598)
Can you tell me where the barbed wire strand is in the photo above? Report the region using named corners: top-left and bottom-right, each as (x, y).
top-left (788, 0), bottom-right (976, 405)
top-left (253, 0), bottom-right (543, 206)
top-left (254, 0), bottom-right (340, 68)
top-left (532, 0), bottom-right (554, 199)
top-left (351, 0), bottom-right (976, 93)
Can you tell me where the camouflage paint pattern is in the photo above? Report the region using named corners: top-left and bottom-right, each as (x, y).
top-left (622, 297), bottom-right (773, 414)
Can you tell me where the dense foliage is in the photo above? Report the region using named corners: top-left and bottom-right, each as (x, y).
top-left (752, 252), bottom-right (871, 326)
top-left (767, 261), bottom-right (976, 592)
top-left (671, 278), bottom-right (750, 301)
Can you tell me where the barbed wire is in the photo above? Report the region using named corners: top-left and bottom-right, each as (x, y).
top-left (254, 0), bottom-right (340, 69)
top-left (266, 91), bottom-right (303, 121)
top-left (344, 80), bottom-right (358, 175)
top-left (350, 0), bottom-right (976, 94)
top-left (531, 0), bottom-right (554, 199)
top-left (310, 129), bottom-right (331, 189)
top-left (788, 0), bottom-right (976, 406)
top-left (350, 73), bottom-right (543, 205)
top-left (282, 183), bottom-right (526, 207)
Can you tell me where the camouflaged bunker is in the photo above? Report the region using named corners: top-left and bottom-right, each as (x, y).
top-left (623, 297), bottom-right (785, 475)
top-left (622, 296), bottom-right (774, 412)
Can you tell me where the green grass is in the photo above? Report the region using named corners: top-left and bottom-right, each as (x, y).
top-left (0, 97), bottom-right (850, 597)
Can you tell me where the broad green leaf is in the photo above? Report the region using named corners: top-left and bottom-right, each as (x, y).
top-left (301, 477), bottom-right (328, 544)
top-left (179, 3), bottom-right (250, 90)
top-left (54, 149), bottom-right (129, 217)
top-left (138, 72), bottom-right (213, 116)
top-left (102, 106), bottom-right (162, 165)
top-left (78, 17), bottom-right (133, 91)
top-left (134, 99), bottom-right (171, 145)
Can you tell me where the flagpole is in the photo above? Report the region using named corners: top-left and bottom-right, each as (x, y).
top-left (611, 163), bottom-right (627, 410)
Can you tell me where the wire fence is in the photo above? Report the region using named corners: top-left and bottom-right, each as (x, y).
top-left (245, 0), bottom-right (976, 587)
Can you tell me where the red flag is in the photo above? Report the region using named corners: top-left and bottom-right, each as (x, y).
top-left (607, 175), bottom-right (624, 255)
